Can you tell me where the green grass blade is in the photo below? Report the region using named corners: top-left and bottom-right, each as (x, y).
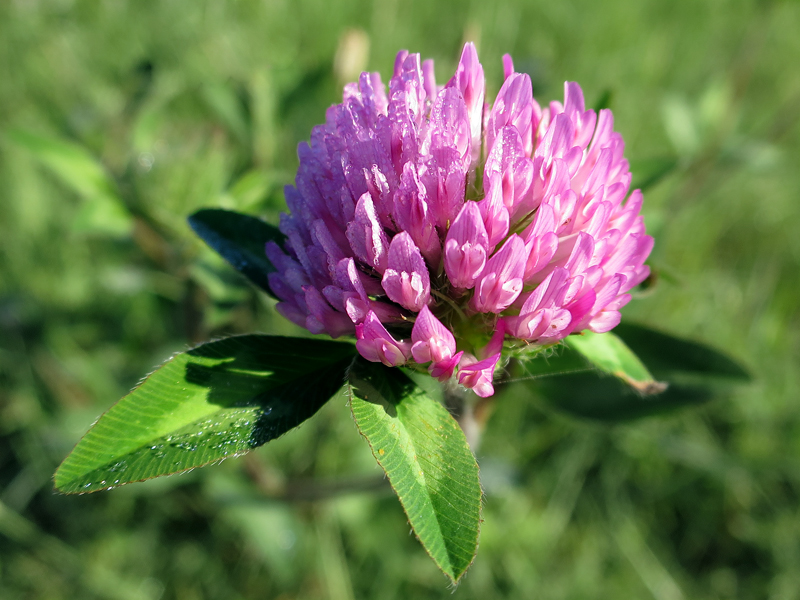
top-left (6, 129), bottom-right (132, 236)
top-left (55, 336), bottom-right (356, 494)
top-left (348, 359), bottom-right (481, 584)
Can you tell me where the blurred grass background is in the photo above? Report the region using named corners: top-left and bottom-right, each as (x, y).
top-left (1, 0), bottom-right (799, 598)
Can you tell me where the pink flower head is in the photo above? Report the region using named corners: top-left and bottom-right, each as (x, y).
top-left (267, 45), bottom-right (653, 396)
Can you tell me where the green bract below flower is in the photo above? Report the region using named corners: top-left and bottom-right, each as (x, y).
top-left (266, 43), bottom-right (653, 396)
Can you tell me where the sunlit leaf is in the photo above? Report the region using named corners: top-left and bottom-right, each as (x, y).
top-left (566, 331), bottom-right (667, 395)
top-left (348, 359), bottom-right (481, 583)
top-left (55, 336), bottom-right (356, 494)
top-left (221, 170), bottom-right (271, 211)
top-left (662, 95), bottom-right (701, 156)
top-left (513, 343), bottom-right (593, 379)
top-left (188, 208), bottom-right (285, 297)
top-left (71, 194), bottom-right (133, 237)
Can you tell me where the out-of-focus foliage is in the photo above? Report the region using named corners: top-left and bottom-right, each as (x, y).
top-left (1, 0), bottom-right (798, 598)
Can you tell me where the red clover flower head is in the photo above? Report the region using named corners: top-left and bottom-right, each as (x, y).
top-left (266, 44), bottom-right (653, 397)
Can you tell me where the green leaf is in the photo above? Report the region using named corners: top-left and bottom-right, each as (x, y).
top-left (613, 323), bottom-right (751, 383)
top-left (348, 359), bottom-right (481, 584)
top-left (201, 82), bottom-right (251, 145)
top-left (6, 129), bottom-right (132, 236)
top-left (71, 194), bottom-right (133, 237)
top-left (221, 170), bottom-right (271, 211)
top-left (55, 336), bottom-right (356, 494)
top-left (521, 324), bottom-right (749, 421)
top-left (630, 157), bottom-right (679, 191)
top-left (593, 88), bottom-right (614, 111)
top-left (530, 369), bottom-right (715, 421)
top-left (188, 208), bottom-right (285, 297)
top-left (566, 331), bottom-right (667, 394)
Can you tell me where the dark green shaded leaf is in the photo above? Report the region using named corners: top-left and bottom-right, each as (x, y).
top-left (614, 322), bottom-right (751, 383)
top-left (521, 324), bottom-right (749, 421)
top-left (279, 63), bottom-right (333, 117)
top-left (55, 336), bottom-right (356, 493)
top-left (593, 88), bottom-right (614, 111)
top-left (188, 208), bottom-right (285, 297)
top-left (630, 157), bottom-right (679, 191)
top-left (348, 359), bottom-right (481, 583)
top-left (533, 370), bottom-right (714, 421)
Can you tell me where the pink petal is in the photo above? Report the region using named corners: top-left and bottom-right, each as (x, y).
top-left (470, 235), bottom-right (526, 313)
top-left (410, 306), bottom-right (462, 380)
top-left (303, 286), bottom-right (354, 338)
top-left (381, 232), bottom-right (431, 311)
top-left (429, 351), bottom-right (464, 381)
top-left (479, 173), bottom-right (510, 248)
top-left (392, 162), bottom-right (442, 267)
top-left (446, 43), bottom-right (486, 169)
top-left (487, 72), bottom-right (534, 156)
top-left (355, 311), bottom-right (411, 366)
top-left (346, 193), bottom-right (389, 273)
top-left (444, 201), bottom-right (489, 289)
top-left (458, 352), bottom-right (501, 398)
